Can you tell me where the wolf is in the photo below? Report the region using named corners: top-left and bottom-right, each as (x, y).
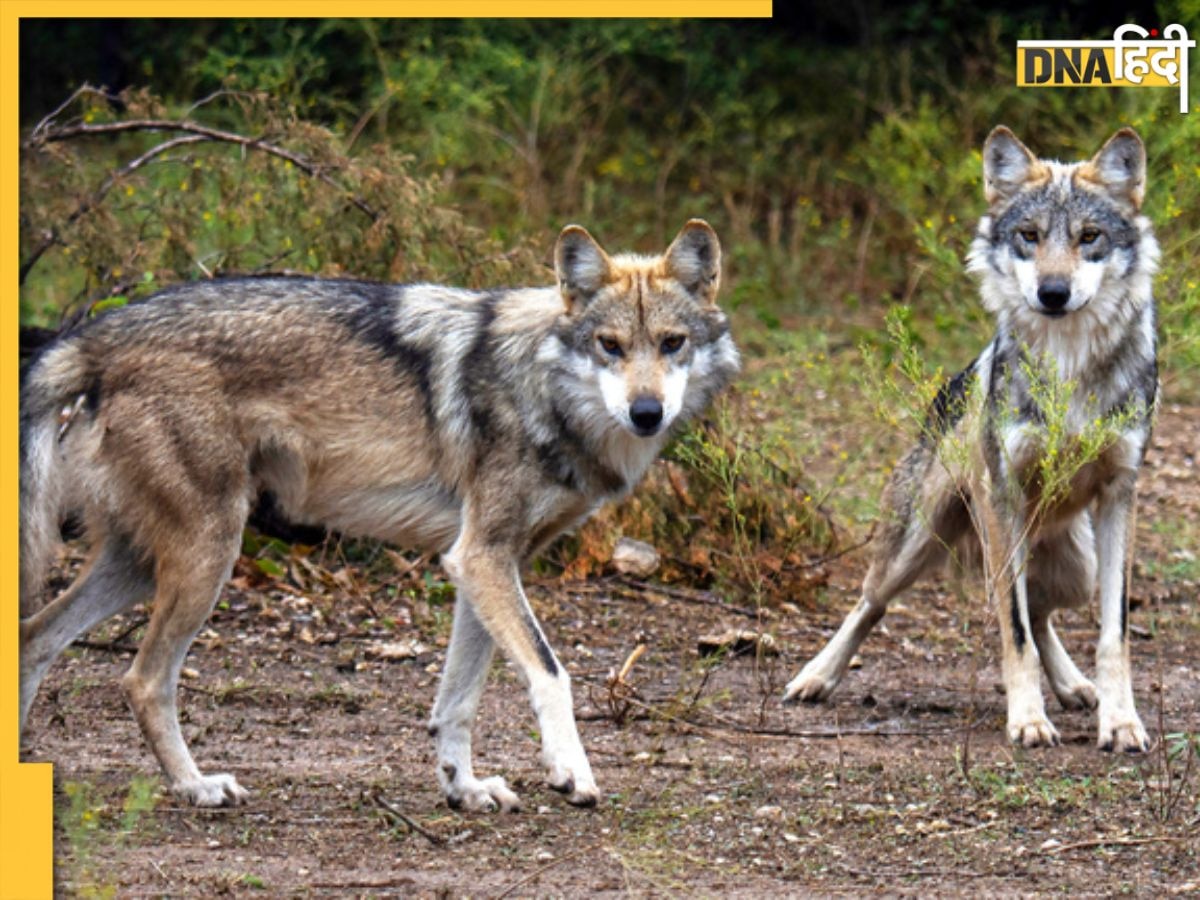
top-left (19, 220), bottom-right (739, 809)
top-left (783, 127), bottom-right (1159, 754)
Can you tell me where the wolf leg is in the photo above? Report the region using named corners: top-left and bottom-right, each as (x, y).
top-left (978, 498), bottom-right (1058, 748)
top-left (1093, 478), bottom-right (1149, 753)
top-left (1030, 612), bottom-right (1098, 711)
top-left (20, 533), bottom-right (154, 734)
top-left (783, 509), bottom-right (950, 704)
top-left (428, 594), bottom-right (520, 812)
top-left (442, 509), bottom-right (598, 809)
top-left (1028, 516), bottom-right (1098, 711)
top-left (121, 530), bottom-right (247, 806)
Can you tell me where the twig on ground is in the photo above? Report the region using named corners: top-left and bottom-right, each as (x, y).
top-left (493, 842), bottom-right (604, 899)
top-left (1042, 832), bottom-right (1198, 855)
top-left (365, 790), bottom-right (445, 846)
top-left (588, 686), bottom-right (957, 740)
top-left (71, 614), bottom-right (149, 653)
top-left (609, 576), bottom-right (759, 618)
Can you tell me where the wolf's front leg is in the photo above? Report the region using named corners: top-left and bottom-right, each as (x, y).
top-left (440, 511), bottom-right (599, 809)
top-left (1094, 478), bottom-right (1150, 753)
top-left (978, 499), bottom-right (1058, 747)
top-left (428, 595), bottom-right (521, 812)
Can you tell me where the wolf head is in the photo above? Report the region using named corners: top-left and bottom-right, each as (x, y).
top-left (552, 220), bottom-right (739, 440)
top-left (967, 126), bottom-right (1158, 330)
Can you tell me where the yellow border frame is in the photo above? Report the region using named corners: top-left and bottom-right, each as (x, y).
top-left (2, 3), bottom-right (770, 897)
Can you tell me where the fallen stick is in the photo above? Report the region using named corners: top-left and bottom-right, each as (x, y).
top-left (493, 842), bottom-right (604, 899)
top-left (365, 790), bottom-right (445, 846)
top-left (1042, 832), bottom-right (1198, 855)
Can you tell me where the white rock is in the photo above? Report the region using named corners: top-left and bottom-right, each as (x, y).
top-left (611, 537), bottom-right (660, 577)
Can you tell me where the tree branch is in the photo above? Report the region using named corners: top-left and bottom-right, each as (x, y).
top-left (21, 107), bottom-right (388, 285)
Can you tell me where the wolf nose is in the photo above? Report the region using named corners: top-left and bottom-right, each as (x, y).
top-left (629, 397), bottom-right (664, 434)
top-left (1037, 280), bottom-right (1071, 312)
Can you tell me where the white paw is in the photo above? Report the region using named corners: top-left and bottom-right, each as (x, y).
top-left (1007, 714), bottom-right (1061, 748)
top-left (444, 772), bottom-right (521, 813)
top-left (1099, 716), bottom-right (1150, 754)
top-left (173, 773), bottom-right (249, 807)
top-left (546, 761), bottom-right (600, 808)
top-left (1053, 680), bottom-right (1099, 711)
top-left (782, 668), bottom-right (838, 704)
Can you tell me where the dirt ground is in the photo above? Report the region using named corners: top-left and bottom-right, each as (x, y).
top-left (22, 406), bottom-right (1200, 898)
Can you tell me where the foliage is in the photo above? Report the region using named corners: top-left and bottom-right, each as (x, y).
top-left (58, 777), bottom-right (159, 897)
top-left (20, 87), bottom-right (542, 326)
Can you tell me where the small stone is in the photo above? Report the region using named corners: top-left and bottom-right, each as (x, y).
top-left (754, 805), bottom-right (784, 821)
top-left (610, 537), bottom-right (660, 577)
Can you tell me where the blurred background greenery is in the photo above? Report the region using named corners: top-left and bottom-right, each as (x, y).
top-left (17, 6), bottom-right (1200, 602)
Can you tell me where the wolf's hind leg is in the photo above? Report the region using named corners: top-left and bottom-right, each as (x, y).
top-left (784, 502), bottom-right (956, 704)
top-left (1030, 612), bottom-right (1098, 711)
top-left (1028, 516), bottom-right (1098, 711)
top-left (121, 527), bottom-right (247, 807)
top-left (20, 532), bottom-right (155, 735)
top-left (428, 595), bottom-right (521, 812)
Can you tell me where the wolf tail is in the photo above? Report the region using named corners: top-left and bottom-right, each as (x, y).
top-left (20, 341), bottom-right (90, 617)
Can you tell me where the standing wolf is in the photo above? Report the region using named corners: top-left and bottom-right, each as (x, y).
top-left (20, 220), bottom-right (739, 809)
top-left (784, 128), bottom-right (1159, 754)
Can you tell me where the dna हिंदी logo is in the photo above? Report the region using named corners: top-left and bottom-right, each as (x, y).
top-left (1017, 24), bottom-right (1195, 113)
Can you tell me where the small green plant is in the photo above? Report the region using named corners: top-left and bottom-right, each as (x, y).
top-left (1014, 353), bottom-right (1140, 522)
top-left (58, 777), bottom-right (160, 897)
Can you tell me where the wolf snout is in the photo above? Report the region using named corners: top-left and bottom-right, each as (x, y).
top-left (1037, 278), bottom-right (1071, 315)
top-left (629, 396), bottom-right (664, 435)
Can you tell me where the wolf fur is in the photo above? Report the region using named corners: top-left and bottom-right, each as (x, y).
top-left (20, 220), bottom-right (739, 809)
top-left (783, 127), bottom-right (1159, 754)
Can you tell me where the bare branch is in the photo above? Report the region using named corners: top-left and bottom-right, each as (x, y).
top-left (19, 134), bottom-right (207, 285)
top-left (21, 110), bottom-right (388, 285)
top-left (28, 117), bottom-right (381, 220)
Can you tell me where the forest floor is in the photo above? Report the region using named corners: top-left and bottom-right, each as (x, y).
top-left (22, 399), bottom-right (1200, 898)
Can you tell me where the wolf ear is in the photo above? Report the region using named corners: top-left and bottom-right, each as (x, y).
top-left (1085, 128), bottom-right (1146, 210)
top-left (665, 219), bottom-right (721, 305)
top-left (982, 126), bottom-right (1042, 204)
top-left (555, 225), bottom-right (612, 311)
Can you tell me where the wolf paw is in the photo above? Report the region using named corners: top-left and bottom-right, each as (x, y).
top-left (1008, 715), bottom-right (1061, 748)
top-left (173, 773), bottom-right (249, 807)
top-left (782, 669), bottom-right (838, 704)
top-left (547, 764), bottom-right (600, 808)
top-left (1053, 680), bottom-right (1099, 711)
top-left (1099, 718), bottom-right (1150, 754)
top-left (445, 775), bottom-right (521, 813)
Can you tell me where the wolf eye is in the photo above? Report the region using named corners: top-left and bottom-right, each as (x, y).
top-left (1019, 228), bottom-right (1040, 243)
top-left (597, 336), bottom-right (624, 357)
top-left (660, 335), bottom-right (686, 355)
top-left (1079, 228), bottom-right (1101, 245)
